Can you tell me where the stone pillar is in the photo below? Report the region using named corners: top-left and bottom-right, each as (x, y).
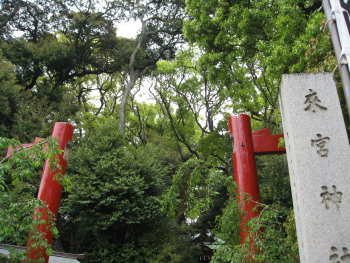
top-left (279, 73), bottom-right (350, 263)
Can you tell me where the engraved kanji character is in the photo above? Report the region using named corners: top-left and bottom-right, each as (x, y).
top-left (311, 134), bottom-right (330, 157)
top-left (321, 186), bottom-right (343, 210)
top-left (304, 89), bottom-right (327, 112)
top-left (330, 246), bottom-right (350, 263)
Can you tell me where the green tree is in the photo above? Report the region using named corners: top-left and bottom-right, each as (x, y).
top-left (151, 49), bottom-right (233, 164)
top-left (0, 51), bottom-right (22, 138)
top-left (0, 0), bottom-right (133, 141)
top-left (184, 0), bottom-right (331, 127)
top-left (176, 4), bottom-right (338, 260)
top-left (58, 118), bottom-right (197, 262)
top-left (117, 0), bottom-right (186, 133)
top-left (0, 0), bottom-right (21, 30)
top-left (162, 158), bottom-right (225, 225)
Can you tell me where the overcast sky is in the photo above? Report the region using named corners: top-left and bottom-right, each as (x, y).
top-left (116, 21), bottom-right (140, 38)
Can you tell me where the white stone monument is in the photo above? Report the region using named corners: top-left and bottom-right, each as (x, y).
top-left (279, 73), bottom-right (350, 263)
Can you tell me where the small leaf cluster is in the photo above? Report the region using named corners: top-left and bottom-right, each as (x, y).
top-left (212, 196), bottom-right (298, 263)
top-left (0, 137), bottom-right (63, 188)
top-left (162, 158), bottom-right (225, 221)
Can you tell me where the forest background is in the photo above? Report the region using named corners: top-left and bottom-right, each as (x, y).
top-left (0, 0), bottom-right (347, 262)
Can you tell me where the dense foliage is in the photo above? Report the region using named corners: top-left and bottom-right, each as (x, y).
top-left (0, 0), bottom-right (343, 262)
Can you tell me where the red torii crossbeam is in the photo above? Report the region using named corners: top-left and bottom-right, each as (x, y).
top-left (228, 114), bottom-right (285, 244)
top-left (6, 137), bottom-right (43, 157)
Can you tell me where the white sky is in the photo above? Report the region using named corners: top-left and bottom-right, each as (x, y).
top-left (116, 21), bottom-right (141, 38)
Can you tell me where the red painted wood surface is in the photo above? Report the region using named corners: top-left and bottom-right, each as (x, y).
top-left (253, 129), bottom-right (286, 155)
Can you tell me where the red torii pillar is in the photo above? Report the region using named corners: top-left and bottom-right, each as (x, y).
top-left (228, 114), bottom-right (285, 243)
top-left (7, 122), bottom-right (74, 263)
top-left (28, 122), bottom-right (74, 262)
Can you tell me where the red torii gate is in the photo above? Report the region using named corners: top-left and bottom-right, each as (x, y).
top-left (5, 116), bottom-right (282, 260)
top-left (228, 114), bottom-right (285, 243)
top-left (6, 122), bottom-right (74, 263)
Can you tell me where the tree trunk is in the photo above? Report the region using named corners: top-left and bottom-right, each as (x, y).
top-left (118, 70), bottom-right (140, 133)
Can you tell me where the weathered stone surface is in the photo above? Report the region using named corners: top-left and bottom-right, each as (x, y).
top-left (279, 73), bottom-right (350, 263)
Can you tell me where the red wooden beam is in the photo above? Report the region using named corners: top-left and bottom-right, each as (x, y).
top-left (252, 129), bottom-right (285, 155)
